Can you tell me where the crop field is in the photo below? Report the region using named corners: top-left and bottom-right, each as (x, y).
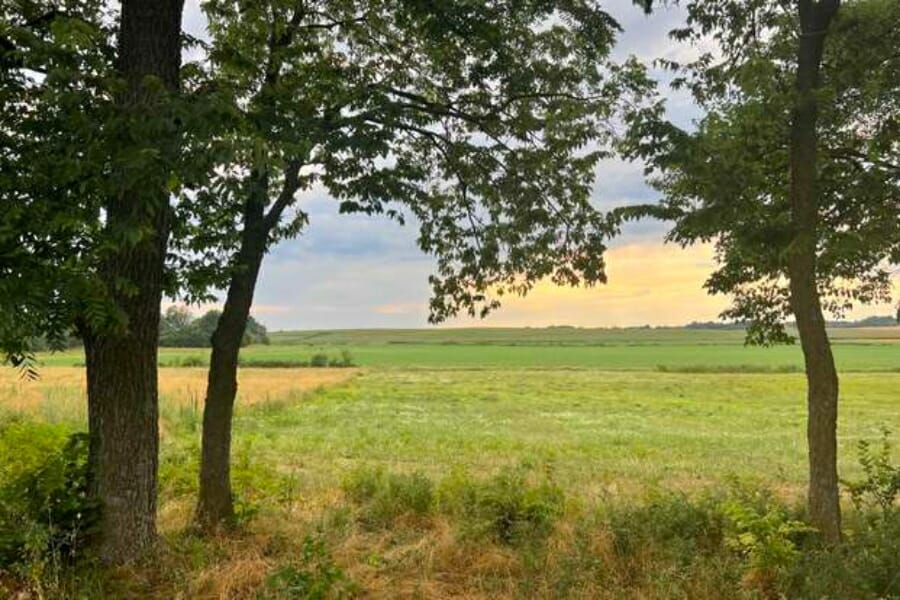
top-left (3, 326), bottom-right (899, 598)
top-left (33, 325), bottom-right (900, 371)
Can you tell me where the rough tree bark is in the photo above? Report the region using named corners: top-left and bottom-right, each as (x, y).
top-left (84, 0), bottom-right (183, 563)
top-left (788, 0), bottom-right (842, 544)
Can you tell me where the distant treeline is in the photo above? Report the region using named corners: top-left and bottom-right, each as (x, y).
top-left (686, 315), bottom-right (898, 330)
top-left (159, 307), bottom-right (269, 348)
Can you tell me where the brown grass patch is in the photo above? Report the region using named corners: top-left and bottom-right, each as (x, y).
top-left (0, 366), bottom-right (361, 416)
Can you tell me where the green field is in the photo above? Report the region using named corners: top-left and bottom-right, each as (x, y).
top-left (224, 369), bottom-right (899, 494)
top-left (35, 325), bottom-right (900, 371)
top-left (6, 326), bottom-right (900, 598)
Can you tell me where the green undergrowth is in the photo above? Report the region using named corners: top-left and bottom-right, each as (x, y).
top-left (2, 448), bottom-right (900, 598)
top-left (3, 368), bottom-right (900, 598)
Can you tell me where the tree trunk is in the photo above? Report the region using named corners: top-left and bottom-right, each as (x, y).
top-left (196, 203), bottom-right (268, 530)
top-left (788, 0), bottom-right (842, 544)
top-left (84, 0), bottom-right (183, 563)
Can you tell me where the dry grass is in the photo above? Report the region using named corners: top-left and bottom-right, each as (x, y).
top-left (0, 366), bottom-right (361, 416)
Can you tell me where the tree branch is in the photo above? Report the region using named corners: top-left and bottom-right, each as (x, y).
top-left (263, 158), bottom-right (303, 230)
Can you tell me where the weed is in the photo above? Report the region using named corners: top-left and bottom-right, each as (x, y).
top-left (438, 464), bottom-right (565, 546)
top-left (0, 421), bottom-right (97, 590)
top-left (342, 467), bottom-right (433, 529)
top-left (844, 427), bottom-right (900, 516)
top-left (607, 490), bottom-right (725, 563)
top-left (259, 535), bottom-right (355, 599)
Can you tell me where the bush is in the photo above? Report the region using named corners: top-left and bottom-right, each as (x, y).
top-left (785, 512), bottom-right (900, 599)
top-left (309, 353), bottom-right (330, 368)
top-left (844, 427), bottom-right (900, 516)
top-left (338, 350), bottom-right (355, 367)
top-left (178, 356), bottom-right (206, 368)
top-left (342, 467), bottom-right (434, 528)
top-left (437, 464), bottom-right (565, 546)
top-left (607, 491), bottom-right (725, 564)
top-left (239, 359), bottom-right (310, 368)
top-left (0, 421), bottom-right (97, 581)
top-left (259, 535), bottom-right (355, 599)
top-left (787, 430), bottom-right (900, 598)
top-left (719, 488), bottom-right (812, 592)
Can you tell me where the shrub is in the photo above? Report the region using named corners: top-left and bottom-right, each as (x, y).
top-left (787, 429), bottom-right (900, 598)
top-left (717, 482), bottom-right (812, 596)
top-left (179, 356), bottom-right (206, 368)
top-left (342, 466), bottom-right (434, 528)
top-left (787, 512), bottom-right (900, 599)
top-left (259, 535), bottom-right (355, 599)
top-left (607, 491), bottom-right (726, 564)
top-left (721, 498), bottom-right (810, 574)
top-left (0, 421), bottom-right (97, 581)
top-left (844, 427), bottom-right (900, 516)
top-left (309, 353), bottom-right (330, 368)
top-left (437, 464), bottom-right (565, 546)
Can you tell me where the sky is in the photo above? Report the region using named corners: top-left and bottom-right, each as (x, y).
top-left (177, 1), bottom-right (896, 331)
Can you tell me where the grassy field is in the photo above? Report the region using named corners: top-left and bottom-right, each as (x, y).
top-left (4, 366), bottom-right (898, 494)
top-left (268, 325), bottom-right (900, 345)
top-left (32, 325), bottom-right (900, 371)
top-left (3, 326), bottom-right (900, 598)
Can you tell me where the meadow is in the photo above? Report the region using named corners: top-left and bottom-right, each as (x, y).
top-left (2, 326), bottom-right (899, 598)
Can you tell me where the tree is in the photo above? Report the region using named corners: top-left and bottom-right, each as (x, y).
top-left (623, 0), bottom-right (899, 541)
top-left (1, 0), bottom-right (186, 561)
top-left (161, 306), bottom-right (194, 339)
top-left (158, 308), bottom-right (269, 347)
top-left (180, 0), bottom-right (654, 528)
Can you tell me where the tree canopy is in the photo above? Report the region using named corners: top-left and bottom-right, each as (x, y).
top-left (622, 0), bottom-right (899, 344)
top-left (171, 0), bottom-right (655, 320)
top-left (159, 306), bottom-right (268, 347)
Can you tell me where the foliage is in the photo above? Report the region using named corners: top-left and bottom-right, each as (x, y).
top-left (0, 1), bottom-right (116, 366)
top-left (844, 428), bottom-right (900, 516)
top-left (342, 467), bottom-right (434, 529)
top-left (0, 421), bottom-right (97, 582)
top-left (309, 353), bottom-right (330, 369)
top-left (159, 306), bottom-right (269, 347)
top-left (719, 485), bottom-right (813, 581)
top-left (437, 464), bottom-right (565, 546)
top-left (235, 351), bottom-right (355, 368)
top-left (787, 512), bottom-right (900, 599)
top-left (621, 0), bottom-right (900, 342)
top-left (608, 491), bottom-right (725, 563)
top-left (171, 0), bottom-right (655, 322)
top-left (259, 535), bottom-right (356, 599)
top-left (0, 0), bottom-right (212, 359)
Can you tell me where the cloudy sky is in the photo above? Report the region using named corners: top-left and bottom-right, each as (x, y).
top-left (179, 1), bottom-right (895, 331)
